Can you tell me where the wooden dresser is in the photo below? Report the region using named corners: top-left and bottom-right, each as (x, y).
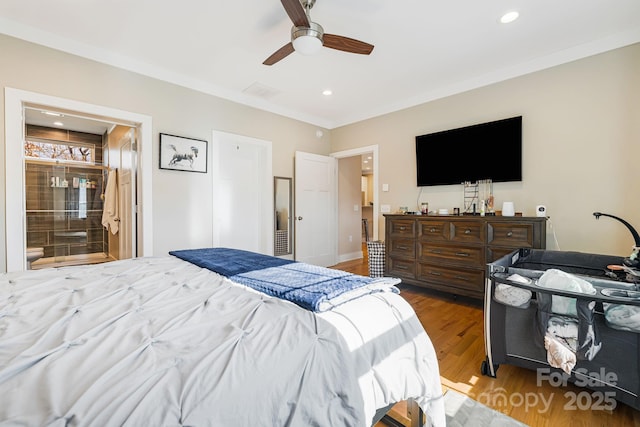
top-left (384, 214), bottom-right (546, 299)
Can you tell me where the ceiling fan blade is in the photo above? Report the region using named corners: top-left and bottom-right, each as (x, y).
top-left (263, 42), bottom-right (295, 66)
top-left (280, 0), bottom-right (309, 27)
top-left (323, 34), bottom-right (374, 55)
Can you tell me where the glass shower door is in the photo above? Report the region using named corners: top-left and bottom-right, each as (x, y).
top-left (24, 125), bottom-right (107, 268)
top-left (51, 163), bottom-right (70, 264)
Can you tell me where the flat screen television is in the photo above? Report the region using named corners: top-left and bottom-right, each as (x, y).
top-left (416, 116), bottom-right (522, 186)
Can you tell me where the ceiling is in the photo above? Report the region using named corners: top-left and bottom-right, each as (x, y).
top-left (2, 0), bottom-right (639, 129)
top-left (24, 108), bottom-right (113, 135)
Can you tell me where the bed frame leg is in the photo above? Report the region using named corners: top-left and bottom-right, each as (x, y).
top-left (407, 398), bottom-right (424, 427)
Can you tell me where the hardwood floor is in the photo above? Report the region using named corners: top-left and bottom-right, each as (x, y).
top-left (330, 253), bottom-right (640, 427)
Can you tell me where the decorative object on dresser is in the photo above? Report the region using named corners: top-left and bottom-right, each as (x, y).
top-left (384, 214), bottom-right (546, 299)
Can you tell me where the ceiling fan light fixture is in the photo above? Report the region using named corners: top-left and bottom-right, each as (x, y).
top-left (263, 0), bottom-right (373, 65)
top-left (293, 35), bottom-right (322, 55)
top-left (292, 22), bottom-right (324, 55)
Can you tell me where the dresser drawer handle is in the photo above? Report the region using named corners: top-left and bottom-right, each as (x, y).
top-left (456, 252), bottom-right (470, 257)
top-left (430, 249), bottom-right (442, 254)
top-left (397, 245), bottom-right (408, 250)
top-left (399, 226), bottom-right (406, 231)
top-left (396, 265), bottom-right (408, 270)
top-left (430, 271), bottom-right (442, 276)
top-left (464, 229), bottom-right (471, 234)
top-left (506, 231), bottom-right (513, 237)
top-left (430, 228), bottom-right (436, 233)
top-left (454, 275), bottom-right (468, 281)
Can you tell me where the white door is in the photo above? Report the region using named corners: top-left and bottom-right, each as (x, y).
top-left (211, 131), bottom-right (273, 254)
top-left (118, 130), bottom-right (136, 258)
top-left (294, 151), bottom-right (336, 266)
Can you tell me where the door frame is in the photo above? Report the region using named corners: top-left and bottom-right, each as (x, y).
top-left (4, 87), bottom-right (153, 272)
top-left (331, 145), bottom-right (379, 241)
top-left (118, 129), bottom-right (137, 259)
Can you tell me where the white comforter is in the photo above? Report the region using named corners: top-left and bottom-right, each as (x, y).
top-left (0, 256), bottom-right (444, 426)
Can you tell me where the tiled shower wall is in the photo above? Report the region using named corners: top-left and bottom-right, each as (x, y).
top-left (25, 125), bottom-right (108, 258)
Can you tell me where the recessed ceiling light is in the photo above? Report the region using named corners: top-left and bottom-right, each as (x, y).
top-left (42, 111), bottom-right (64, 117)
top-left (53, 121), bottom-right (64, 127)
top-left (500, 11), bottom-right (519, 24)
top-left (322, 89), bottom-right (333, 96)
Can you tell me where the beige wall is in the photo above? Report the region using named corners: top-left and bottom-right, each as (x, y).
top-left (337, 156), bottom-right (362, 260)
top-left (0, 34), bottom-right (330, 270)
top-left (3, 33), bottom-right (639, 266)
top-left (331, 43), bottom-right (640, 257)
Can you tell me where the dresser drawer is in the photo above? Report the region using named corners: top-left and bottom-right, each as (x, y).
top-left (418, 242), bottom-right (484, 267)
top-left (388, 238), bottom-right (415, 258)
top-left (386, 256), bottom-right (415, 279)
top-left (417, 262), bottom-right (485, 294)
top-left (451, 221), bottom-right (485, 244)
top-left (418, 220), bottom-right (450, 242)
top-left (486, 246), bottom-right (519, 263)
top-left (388, 219), bottom-right (416, 237)
top-left (488, 222), bottom-right (534, 248)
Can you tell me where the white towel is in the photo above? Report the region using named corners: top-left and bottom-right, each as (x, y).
top-left (101, 169), bottom-right (119, 234)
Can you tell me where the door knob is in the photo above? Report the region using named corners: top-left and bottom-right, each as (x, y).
top-left (297, 216), bottom-right (303, 220)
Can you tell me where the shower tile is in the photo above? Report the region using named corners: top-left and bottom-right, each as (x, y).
top-left (87, 228), bottom-right (104, 243)
top-left (26, 231), bottom-right (48, 247)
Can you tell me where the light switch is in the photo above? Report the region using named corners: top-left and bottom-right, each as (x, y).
top-left (381, 204), bottom-right (391, 213)
top-left (354, 204), bottom-right (359, 212)
top-left (382, 184), bottom-right (389, 192)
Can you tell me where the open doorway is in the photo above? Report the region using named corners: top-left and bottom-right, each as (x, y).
top-left (332, 145), bottom-right (379, 263)
top-left (22, 108), bottom-right (137, 269)
top-left (4, 88), bottom-right (153, 272)
top-left (361, 153), bottom-right (374, 243)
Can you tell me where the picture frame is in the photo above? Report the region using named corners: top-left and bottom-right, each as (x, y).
top-left (159, 133), bottom-right (208, 173)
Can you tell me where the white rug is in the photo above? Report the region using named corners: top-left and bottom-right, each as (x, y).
top-left (444, 389), bottom-right (529, 427)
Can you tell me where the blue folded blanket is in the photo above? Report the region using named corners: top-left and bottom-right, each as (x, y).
top-left (169, 247), bottom-right (400, 312)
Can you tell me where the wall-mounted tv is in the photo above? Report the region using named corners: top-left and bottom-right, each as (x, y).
top-left (416, 116), bottom-right (522, 186)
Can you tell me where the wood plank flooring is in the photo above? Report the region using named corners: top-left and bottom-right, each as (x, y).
top-left (330, 253), bottom-right (640, 427)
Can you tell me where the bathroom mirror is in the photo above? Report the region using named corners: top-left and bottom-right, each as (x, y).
top-left (274, 176), bottom-right (293, 256)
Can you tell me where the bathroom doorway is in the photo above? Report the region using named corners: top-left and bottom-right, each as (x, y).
top-left (4, 88), bottom-right (154, 272)
top-left (23, 109), bottom-right (135, 269)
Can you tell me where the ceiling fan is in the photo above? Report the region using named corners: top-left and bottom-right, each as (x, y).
top-left (263, 0), bottom-right (374, 66)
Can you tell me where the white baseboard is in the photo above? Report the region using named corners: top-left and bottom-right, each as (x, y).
top-left (337, 250), bottom-right (364, 263)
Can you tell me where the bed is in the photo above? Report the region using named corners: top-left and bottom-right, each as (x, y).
top-left (0, 248), bottom-right (445, 426)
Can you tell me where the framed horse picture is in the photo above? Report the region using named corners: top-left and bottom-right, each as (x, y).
top-left (159, 133), bottom-right (208, 173)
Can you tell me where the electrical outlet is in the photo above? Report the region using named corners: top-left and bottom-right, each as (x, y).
top-left (348, 235), bottom-right (353, 242)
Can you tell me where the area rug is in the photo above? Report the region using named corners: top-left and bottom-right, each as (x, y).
top-left (444, 389), bottom-right (529, 427)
